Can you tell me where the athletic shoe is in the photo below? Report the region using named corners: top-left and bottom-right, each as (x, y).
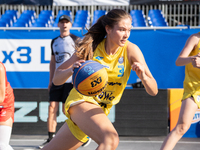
top-left (81, 137), bottom-right (91, 147)
top-left (38, 138), bottom-right (51, 149)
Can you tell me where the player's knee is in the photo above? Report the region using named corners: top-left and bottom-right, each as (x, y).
top-left (175, 123), bottom-right (190, 136)
top-left (112, 133), bottom-right (119, 149)
top-left (104, 132), bottom-right (119, 150)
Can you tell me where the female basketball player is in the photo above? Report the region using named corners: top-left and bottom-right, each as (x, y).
top-left (160, 33), bottom-right (200, 150)
top-left (42, 9), bottom-right (158, 150)
top-left (0, 62), bottom-right (14, 150)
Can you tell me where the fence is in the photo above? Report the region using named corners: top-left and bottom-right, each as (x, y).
top-left (0, 3), bottom-right (199, 26)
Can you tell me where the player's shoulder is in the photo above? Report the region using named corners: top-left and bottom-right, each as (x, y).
top-left (69, 33), bottom-right (80, 41)
top-left (190, 32), bottom-right (200, 39)
top-left (51, 36), bottom-right (60, 45)
top-left (127, 41), bottom-right (140, 50)
top-left (52, 36), bottom-right (60, 41)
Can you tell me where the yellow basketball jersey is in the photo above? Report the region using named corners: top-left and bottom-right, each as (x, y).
top-left (93, 39), bottom-right (131, 106)
top-left (183, 35), bottom-right (200, 100)
top-left (65, 39), bottom-right (131, 115)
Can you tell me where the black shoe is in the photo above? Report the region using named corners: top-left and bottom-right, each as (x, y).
top-left (81, 137), bottom-right (91, 147)
top-left (38, 138), bottom-right (51, 149)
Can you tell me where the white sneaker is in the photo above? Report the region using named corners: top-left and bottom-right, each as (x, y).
top-left (81, 137), bottom-right (91, 147)
top-left (38, 138), bottom-right (51, 149)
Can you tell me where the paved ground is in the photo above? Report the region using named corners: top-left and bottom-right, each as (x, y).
top-left (10, 135), bottom-right (200, 150)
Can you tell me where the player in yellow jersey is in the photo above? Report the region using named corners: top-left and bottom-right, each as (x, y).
top-left (42, 9), bottom-right (158, 150)
top-left (160, 33), bottom-right (200, 150)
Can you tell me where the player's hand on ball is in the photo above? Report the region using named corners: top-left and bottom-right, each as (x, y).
top-left (71, 60), bottom-right (85, 73)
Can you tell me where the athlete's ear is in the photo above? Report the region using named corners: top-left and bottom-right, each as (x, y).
top-left (105, 25), bottom-right (111, 35)
top-left (57, 22), bottom-right (60, 28)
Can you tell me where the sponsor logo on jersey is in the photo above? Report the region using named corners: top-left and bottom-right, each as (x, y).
top-left (118, 56), bottom-right (124, 64)
top-left (95, 56), bottom-right (103, 60)
top-left (96, 91), bottom-right (115, 102)
top-left (55, 52), bottom-right (71, 63)
top-left (108, 82), bottom-right (122, 86)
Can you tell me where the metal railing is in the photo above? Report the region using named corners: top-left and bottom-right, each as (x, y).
top-left (0, 3), bottom-right (199, 26)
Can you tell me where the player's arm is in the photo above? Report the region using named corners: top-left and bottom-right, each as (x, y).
top-left (52, 53), bottom-right (84, 85)
top-left (0, 63), bottom-right (6, 104)
top-left (127, 42), bottom-right (158, 96)
top-left (176, 33), bottom-right (200, 66)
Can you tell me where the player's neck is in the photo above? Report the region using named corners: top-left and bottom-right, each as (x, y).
top-left (105, 38), bottom-right (119, 55)
top-left (60, 31), bottom-right (70, 38)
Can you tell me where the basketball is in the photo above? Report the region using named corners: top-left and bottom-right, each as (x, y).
top-left (72, 60), bottom-right (108, 96)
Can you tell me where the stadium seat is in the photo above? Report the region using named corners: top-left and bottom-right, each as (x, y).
top-left (92, 10), bottom-right (106, 25)
top-left (31, 21), bottom-right (47, 27)
top-left (39, 10), bottom-right (53, 20)
top-left (1, 14), bottom-right (15, 25)
top-left (40, 10), bottom-right (53, 16)
top-left (0, 16), bottom-right (13, 26)
top-left (17, 15), bottom-right (33, 26)
top-left (148, 9), bottom-right (168, 27)
top-left (5, 10), bottom-right (18, 19)
top-left (73, 10), bottom-right (90, 28)
top-left (38, 15), bottom-right (52, 25)
top-left (12, 21), bottom-right (28, 27)
top-left (130, 10), bottom-right (147, 27)
top-left (21, 10), bottom-right (36, 21)
top-left (0, 21), bottom-right (8, 27)
top-left (38, 10), bottom-right (54, 26)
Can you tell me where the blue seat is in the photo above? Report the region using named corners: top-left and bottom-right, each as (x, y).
top-left (17, 18), bottom-right (31, 26)
top-left (132, 21), bottom-right (146, 27)
top-left (148, 9), bottom-right (168, 27)
top-left (21, 10), bottom-right (36, 20)
top-left (130, 10), bottom-right (147, 27)
top-left (38, 12), bottom-right (54, 26)
top-left (39, 10), bottom-right (54, 21)
top-left (18, 15), bottom-right (33, 26)
top-left (5, 10), bottom-right (18, 19)
top-left (23, 10), bottom-right (35, 15)
top-left (151, 19), bottom-right (168, 26)
top-left (0, 17), bottom-right (12, 26)
top-left (92, 10), bottom-right (106, 25)
top-left (12, 21), bottom-right (28, 27)
top-left (0, 21), bottom-right (7, 27)
top-left (40, 10), bottom-right (53, 16)
top-left (19, 13), bottom-right (35, 23)
top-left (72, 22), bottom-right (85, 27)
top-left (148, 9), bottom-right (163, 17)
top-left (35, 17), bottom-right (50, 27)
top-left (73, 10), bottom-right (90, 28)
top-left (1, 14), bottom-right (15, 24)
top-left (31, 21), bottom-right (47, 27)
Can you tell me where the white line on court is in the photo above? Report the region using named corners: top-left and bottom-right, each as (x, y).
top-left (120, 141), bottom-right (200, 144)
top-left (10, 139), bottom-right (200, 144)
top-left (10, 139), bottom-right (44, 141)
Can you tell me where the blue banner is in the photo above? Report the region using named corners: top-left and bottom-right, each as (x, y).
top-left (0, 28), bottom-right (198, 89)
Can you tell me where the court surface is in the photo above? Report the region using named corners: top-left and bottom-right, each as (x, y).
top-left (10, 135), bottom-right (200, 150)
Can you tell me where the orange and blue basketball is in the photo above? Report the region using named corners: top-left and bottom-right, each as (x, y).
top-left (72, 60), bottom-right (108, 96)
